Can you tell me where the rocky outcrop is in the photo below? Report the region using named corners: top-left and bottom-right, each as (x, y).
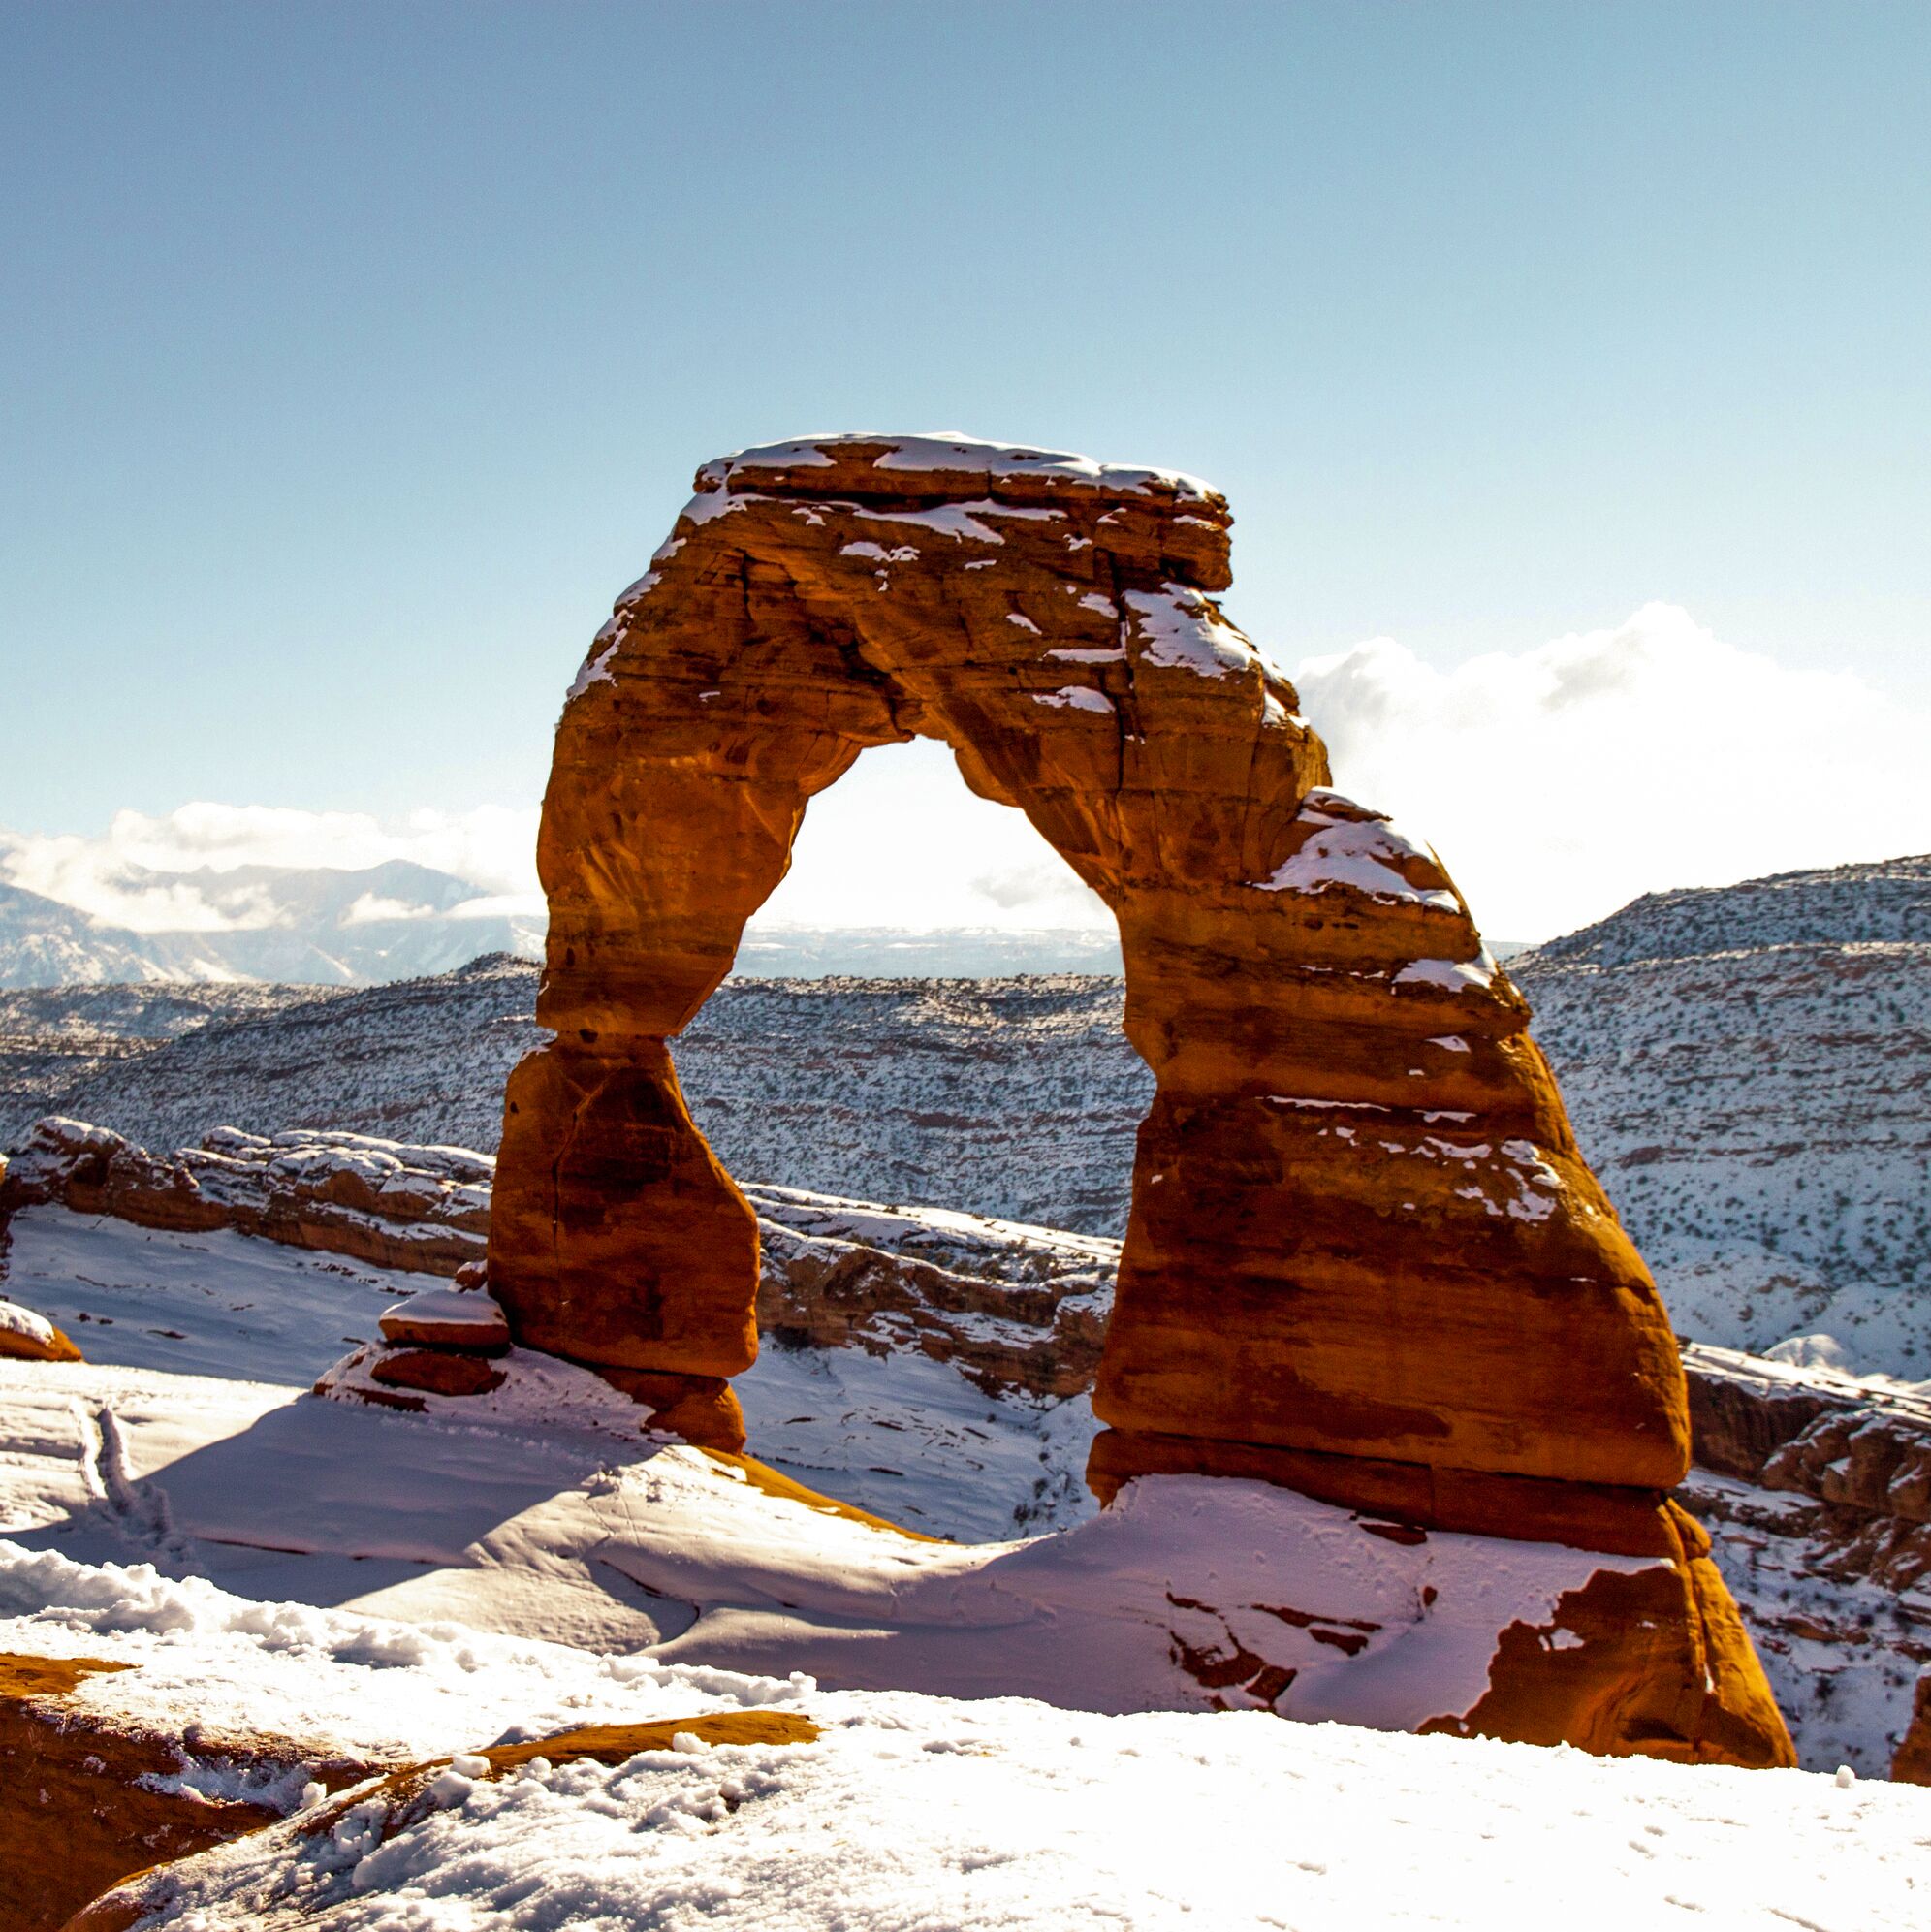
top-left (0, 1298), bottom-right (81, 1363)
top-left (0, 1648), bottom-right (386, 1932)
top-left (0, 1152), bottom-right (80, 1361)
top-left (0, 1117), bottom-right (491, 1276)
top-left (750, 1187), bottom-right (1112, 1397)
top-left (481, 432), bottom-right (1788, 1765)
top-left (60, 1710), bottom-right (822, 1932)
top-left (1685, 1343), bottom-right (1931, 1594)
top-left (1676, 1343), bottom-right (1931, 1778)
top-left (378, 1279), bottom-right (511, 1349)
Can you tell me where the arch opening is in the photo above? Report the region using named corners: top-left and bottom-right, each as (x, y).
top-left (676, 737), bottom-right (1138, 1227)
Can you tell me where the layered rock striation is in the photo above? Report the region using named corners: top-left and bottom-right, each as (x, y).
top-left (481, 432), bottom-right (1788, 1763)
top-left (0, 1117), bottom-right (491, 1277)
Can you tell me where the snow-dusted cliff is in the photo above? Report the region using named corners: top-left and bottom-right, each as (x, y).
top-left (1510, 854), bottom-right (1931, 1377)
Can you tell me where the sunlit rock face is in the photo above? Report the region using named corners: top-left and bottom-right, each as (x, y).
top-left (486, 433), bottom-right (1790, 1765)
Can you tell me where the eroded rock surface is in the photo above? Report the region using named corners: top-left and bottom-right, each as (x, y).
top-left (1685, 1342), bottom-right (1931, 1597)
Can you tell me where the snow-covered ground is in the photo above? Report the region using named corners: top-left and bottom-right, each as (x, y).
top-left (0, 1204), bottom-right (1097, 1544)
top-left (738, 1339), bottom-right (1098, 1542)
top-left (8, 1204), bottom-right (1930, 1772)
top-left (37, 1570), bottom-right (1924, 1932)
top-left (4, 1215), bottom-right (1927, 1916)
top-left (0, 1208), bottom-right (413, 1381)
top-left (2, 1330), bottom-right (1650, 1734)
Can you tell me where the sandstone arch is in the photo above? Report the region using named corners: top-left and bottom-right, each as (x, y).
top-left (486, 434), bottom-right (1790, 1764)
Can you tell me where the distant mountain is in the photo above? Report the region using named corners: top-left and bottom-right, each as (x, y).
top-left (0, 882), bottom-right (219, 987)
top-left (0, 862), bottom-right (543, 989)
top-left (733, 927), bottom-right (1124, 976)
top-left (0, 856), bottom-right (1529, 989)
top-left (2, 958), bottom-right (1149, 1234)
top-left (1523, 854), bottom-right (1931, 967)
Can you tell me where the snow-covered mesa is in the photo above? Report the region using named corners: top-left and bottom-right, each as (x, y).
top-left (9, 849), bottom-right (1925, 1382)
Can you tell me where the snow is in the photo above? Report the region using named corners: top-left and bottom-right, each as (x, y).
top-left (1005, 612), bottom-right (1041, 634)
top-left (676, 488), bottom-right (750, 528)
top-left (1267, 1094), bottom-right (1391, 1112)
top-left (0, 1208), bottom-right (414, 1382)
top-left (701, 433), bottom-right (1221, 506)
top-left (0, 1297), bottom-right (57, 1347)
top-left (4, 1197), bottom-right (1928, 1775)
top-left (1030, 686), bottom-right (1114, 713)
top-left (563, 637), bottom-right (620, 704)
top-left (380, 1283), bottom-right (504, 1332)
top-left (1394, 951), bottom-right (1500, 994)
top-left (1122, 585), bottom-right (1257, 680)
top-left (0, 1336), bottom-right (1665, 1744)
top-left (45, 1610), bottom-right (1931, 1931)
top-left (838, 541), bottom-right (917, 563)
top-left (0, 1535), bottom-right (807, 1778)
top-left (1254, 808), bottom-right (1460, 910)
top-left (738, 1340), bottom-right (1097, 1542)
top-left (857, 498), bottom-right (1065, 545)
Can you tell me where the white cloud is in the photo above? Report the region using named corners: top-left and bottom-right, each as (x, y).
top-left (341, 893), bottom-right (432, 926)
top-left (9, 606), bottom-right (1923, 949)
top-left (0, 803), bottom-right (539, 934)
top-left (1291, 602), bottom-right (1931, 939)
top-left (445, 892), bottom-right (548, 922)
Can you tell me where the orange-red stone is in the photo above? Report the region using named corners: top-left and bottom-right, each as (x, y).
top-left (484, 433), bottom-right (1789, 1765)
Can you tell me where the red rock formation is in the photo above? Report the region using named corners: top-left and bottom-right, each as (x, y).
top-left (0, 1299), bottom-right (82, 1363)
top-left (378, 1284), bottom-right (511, 1350)
top-left (487, 434), bottom-right (1783, 1762)
top-left (0, 1649), bottom-right (385, 1932)
top-left (0, 1118), bottom-right (490, 1278)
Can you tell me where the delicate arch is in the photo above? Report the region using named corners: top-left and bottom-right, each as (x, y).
top-left (479, 433), bottom-right (1795, 1764)
top-left (488, 434), bottom-right (1686, 1506)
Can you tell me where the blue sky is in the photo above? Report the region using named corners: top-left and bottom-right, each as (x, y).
top-left (3, 3), bottom-right (1928, 935)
